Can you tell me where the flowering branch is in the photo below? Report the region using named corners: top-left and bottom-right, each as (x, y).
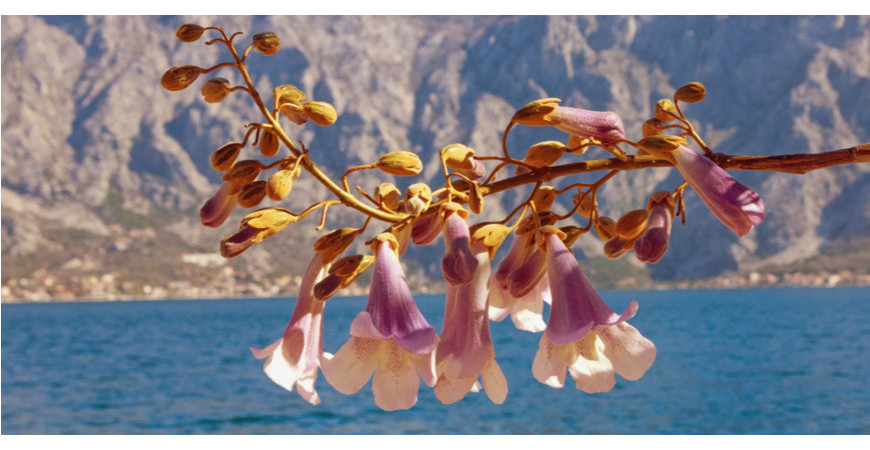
top-left (164, 24), bottom-right (869, 410)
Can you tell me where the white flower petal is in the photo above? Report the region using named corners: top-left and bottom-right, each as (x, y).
top-left (480, 357), bottom-right (508, 404)
top-left (599, 322), bottom-right (657, 381)
top-left (321, 337), bottom-right (381, 395)
top-left (434, 375), bottom-right (478, 404)
top-left (568, 333), bottom-right (616, 394)
top-left (532, 334), bottom-right (569, 388)
top-left (371, 341), bottom-right (420, 411)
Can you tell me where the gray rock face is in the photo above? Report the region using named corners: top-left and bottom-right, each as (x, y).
top-left (2, 15), bottom-right (868, 296)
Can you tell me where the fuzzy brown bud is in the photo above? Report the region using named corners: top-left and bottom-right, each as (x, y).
top-left (594, 216), bottom-right (616, 241)
top-left (176, 24), bottom-right (205, 43)
top-left (375, 183), bottom-right (401, 211)
top-left (403, 183), bottom-right (432, 216)
top-left (375, 151), bottom-right (423, 176)
top-left (210, 142), bottom-right (243, 172)
top-left (524, 141), bottom-right (567, 168)
top-left (201, 77), bottom-right (232, 103)
top-left (266, 166), bottom-right (299, 201)
top-left (258, 129), bottom-right (280, 157)
top-left (303, 101), bottom-right (338, 126)
top-left (637, 134), bottom-right (687, 154)
top-left (237, 181), bottom-right (268, 208)
top-left (674, 81), bottom-right (706, 103)
top-left (615, 209), bottom-right (650, 240)
top-left (161, 65), bottom-right (202, 91)
top-left (653, 98), bottom-right (679, 122)
top-left (222, 160), bottom-right (264, 194)
top-left (314, 228), bottom-right (362, 263)
top-left (252, 32), bottom-right (280, 56)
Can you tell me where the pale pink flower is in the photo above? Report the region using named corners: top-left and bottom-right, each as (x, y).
top-left (435, 241), bottom-right (508, 404)
top-left (533, 230), bottom-right (656, 393)
top-left (250, 251), bottom-right (330, 405)
top-left (321, 235), bottom-right (438, 411)
top-left (488, 233), bottom-right (551, 332)
top-left (671, 145), bottom-right (765, 236)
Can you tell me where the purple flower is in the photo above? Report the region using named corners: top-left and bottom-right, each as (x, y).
top-left (321, 234), bottom-right (438, 411)
top-left (634, 192), bottom-right (675, 263)
top-left (488, 233), bottom-right (551, 332)
top-left (548, 107), bottom-right (626, 145)
top-left (441, 208), bottom-right (479, 286)
top-left (200, 183), bottom-right (237, 228)
top-left (435, 240), bottom-right (508, 404)
top-left (671, 145), bottom-right (765, 236)
top-left (532, 228), bottom-right (656, 393)
top-left (250, 251), bottom-right (330, 405)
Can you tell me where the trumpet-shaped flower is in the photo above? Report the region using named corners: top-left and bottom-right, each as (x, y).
top-left (488, 233), bottom-right (551, 332)
top-left (547, 107), bottom-right (626, 145)
top-left (321, 234), bottom-right (438, 411)
top-left (200, 183), bottom-right (237, 228)
top-left (533, 229), bottom-right (656, 393)
top-left (250, 251), bottom-right (330, 405)
top-left (435, 240), bottom-right (508, 404)
top-left (441, 207), bottom-right (478, 286)
top-left (634, 193), bottom-right (675, 264)
top-left (671, 145), bottom-right (765, 237)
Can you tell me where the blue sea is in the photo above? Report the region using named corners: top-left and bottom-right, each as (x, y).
top-left (2, 287), bottom-right (870, 434)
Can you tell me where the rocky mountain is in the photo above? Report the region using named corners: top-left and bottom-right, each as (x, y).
top-left (2, 15), bottom-right (869, 301)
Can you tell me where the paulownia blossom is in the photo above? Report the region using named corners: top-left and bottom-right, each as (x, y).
top-left (200, 183), bottom-right (237, 228)
top-left (250, 251), bottom-right (330, 405)
top-left (670, 145), bottom-right (765, 236)
top-left (533, 228), bottom-right (656, 393)
top-left (634, 192), bottom-right (675, 263)
top-left (321, 233), bottom-right (439, 411)
top-left (440, 205), bottom-right (479, 286)
top-left (435, 240), bottom-right (508, 404)
top-left (547, 106), bottom-right (626, 145)
top-left (488, 232), bottom-right (551, 332)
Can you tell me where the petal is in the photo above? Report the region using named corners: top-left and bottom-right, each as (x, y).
top-left (371, 341), bottom-right (421, 411)
top-left (480, 357), bottom-right (508, 405)
top-left (532, 334), bottom-right (571, 388)
top-left (567, 332), bottom-right (616, 393)
top-left (434, 375), bottom-right (478, 405)
top-left (295, 367), bottom-right (321, 405)
top-left (409, 350), bottom-right (438, 388)
top-left (320, 337), bottom-right (381, 395)
top-left (599, 322), bottom-right (657, 381)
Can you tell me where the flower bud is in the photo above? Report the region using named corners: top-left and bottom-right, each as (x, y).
top-left (603, 236), bottom-right (632, 259)
top-left (470, 223), bottom-right (512, 259)
top-left (375, 183), bottom-right (401, 211)
top-left (222, 160), bottom-right (264, 193)
top-left (594, 216), bottom-right (616, 241)
top-left (575, 193), bottom-right (595, 218)
top-left (512, 98), bottom-right (561, 126)
top-left (252, 32), bottom-right (280, 56)
top-left (375, 151), bottom-right (423, 176)
top-left (314, 228), bottom-right (362, 263)
top-left (654, 98), bottom-right (678, 122)
top-left (242, 207), bottom-right (298, 231)
top-left (201, 77), bottom-right (232, 103)
top-left (559, 225), bottom-right (586, 247)
top-left (615, 209), bottom-right (650, 240)
top-left (641, 118), bottom-right (667, 138)
top-left (303, 101), bottom-right (337, 126)
top-left (403, 183), bottom-right (432, 216)
top-left (266, 167), bottom-right (299, 201)
top-left (210, 142), bottom-right (243, 172)
top-left (517, 211), bottom-right (559, 235)
top-left (160, 65), bottom-right (202, 91)
top-left (258, 129), bottom-right (280, 157)
top-left (237, 180), bottom-right (268, 208)
top-left (524, 141), bottom-right (567, 167)
top-left (531, 186), bottom-right (557, 212)
top-left (176, 24), bottom-right (205, 43)
top-left (273, 85), bottom-right (307, 123)
top-left (637, 134), bottom-right (687, 154)
top-left (674, 81), bottom-right (706, 103)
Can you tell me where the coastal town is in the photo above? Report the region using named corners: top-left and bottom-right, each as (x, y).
top-left (3, 251), bottom-right (869, 303)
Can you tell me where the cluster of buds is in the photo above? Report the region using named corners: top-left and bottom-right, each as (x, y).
top-left (165, 24), bottom-right (774, 411)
